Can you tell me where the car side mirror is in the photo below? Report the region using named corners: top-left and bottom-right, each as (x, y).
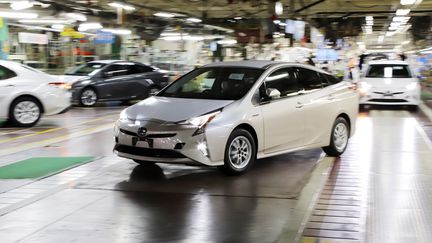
top-left (266, 88), bottom-right (281, 99)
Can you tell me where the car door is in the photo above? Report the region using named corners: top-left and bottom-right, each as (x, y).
top-left (96, 64), bottom-right (134, 100)
top-left (294, 67), bottom-right (335, 146)
top-left (126, 64), bottom-right (157, 99)
top-left (0, 65), bottom-right (18, 118)
top-left (259, 67), bottom-right (306, 154)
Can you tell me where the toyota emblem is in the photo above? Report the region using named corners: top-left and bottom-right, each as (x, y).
top-left (137, 127), bottom-right (147, 138)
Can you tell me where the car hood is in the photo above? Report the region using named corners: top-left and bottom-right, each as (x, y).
top-left (53, 75), bottom-right (88, 84)
top-left (126, 96), bottom-right (234, 123)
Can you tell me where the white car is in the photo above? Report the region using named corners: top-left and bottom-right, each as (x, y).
top-left (0, 61), bottom-right (71, 127)
top-left (114, 61), bottom-right (359, 175)
top-left (358, 60), bottom-right (420, 109)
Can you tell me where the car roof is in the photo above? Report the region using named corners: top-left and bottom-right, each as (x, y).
top-left (367, 60), bottom-right (409, 65)
top-left (88, 60), bottom-right (124, 64)
top-left (203, 60), bottom-right (332, 75)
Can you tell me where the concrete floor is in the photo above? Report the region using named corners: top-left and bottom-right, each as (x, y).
top-left (1, 105), bottom-right (432, 243)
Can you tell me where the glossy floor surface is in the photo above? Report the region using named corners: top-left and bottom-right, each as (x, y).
top-left (1, 105), bottom-right (432, 243)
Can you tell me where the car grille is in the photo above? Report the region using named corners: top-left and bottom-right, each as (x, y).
top-left (119, 129), bottom-right (176, 138)
top-left (114, 145), bottom-right (186, 158)
top-left (369, 99), bottom-right (408, 103)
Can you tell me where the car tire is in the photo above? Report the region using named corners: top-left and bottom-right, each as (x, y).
top-left (408, 105), bottom-right (418, 112)
top-left (9, 97), bottom-right (42, 127)
top-left (323, 117), bottom-right (350, 157)
top-left (80, 88), bottom-right (98, 107)
top-left (218, 129), bottom-right (256, 175)
top-left (148, 86), bottom-right (160, 97)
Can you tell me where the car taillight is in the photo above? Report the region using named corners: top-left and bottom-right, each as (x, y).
top-left (48, 82), bottom-right (71, 90)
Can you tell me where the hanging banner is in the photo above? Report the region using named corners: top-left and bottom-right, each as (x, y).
top-left (94, 30), bottom-right (114, 44)
top-left (18, 32), bottom-right (48, 44)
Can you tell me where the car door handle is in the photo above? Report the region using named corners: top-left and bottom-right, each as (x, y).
top-left (0, 84), bottom-right (14, 87)
top-left (295, 102), bottom-right (303, 108)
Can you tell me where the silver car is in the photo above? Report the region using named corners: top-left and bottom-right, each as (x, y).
top-left (114, 61), bottom-right (359, 175)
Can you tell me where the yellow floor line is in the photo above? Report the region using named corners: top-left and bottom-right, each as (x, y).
top-left (0, 115), bottom-right (117, 144)
top-left (0, 123), bottom-right (114, 157)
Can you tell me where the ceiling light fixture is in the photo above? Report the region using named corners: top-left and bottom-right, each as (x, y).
top-left (78, 22), bottom-right (103, 31)
top-left (10, 0), bottom-right (33, 10)
top-left (0, 11), bottom-right (37, 19)
top-left (275, 1), bottom-right (283, 15)
top-left (101, 28), bottom-right (132, 35)
top-left (154, 12), bottom-right (175, 18)
top-left (65, 13), bottom-right (87, 22)
top-left (366, 16), bottom-right (374, 21)
top-left (186, 17), bottom-right (202, 23)
top-left (234, 16), bottom-right (242, 20)
top-left (400, 0), bottom-right (416, 5)
top-left (19, 19), bottom-right (72, 24)
top-left (396, 9), bottom-right (410, 15)
top-left (108, 2), bottom-right (136, 11)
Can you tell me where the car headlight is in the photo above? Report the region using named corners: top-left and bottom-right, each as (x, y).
top-left (179, 110), bottom-right (221, 136)
top-left (119, 109), bottom-right (130, 122)
top-left (406, 82), bottom-right (418, 91)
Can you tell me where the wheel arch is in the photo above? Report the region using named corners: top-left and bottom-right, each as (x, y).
top-left (233, 123), bottom-right (258, 153)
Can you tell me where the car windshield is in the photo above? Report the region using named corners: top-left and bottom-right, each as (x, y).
top-left (158, 67), bottom-right (264, 100)
top-left (366, 64), bottom-right (412, 78)
top-left (65, 63), bottom-right (107, 76)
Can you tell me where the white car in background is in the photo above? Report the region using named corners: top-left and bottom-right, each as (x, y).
top-left (0, 61), bottom-right (71, 127)
top-left (358, 60), bottom-right (420, 109)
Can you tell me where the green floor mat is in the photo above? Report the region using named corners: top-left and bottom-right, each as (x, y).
top-left (0, 157), bottom-right (94, 179)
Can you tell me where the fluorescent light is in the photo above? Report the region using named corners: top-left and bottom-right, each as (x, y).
top-left (393, 16), bottom-right (410, 22)
top-left (366, 16), bottom-right (374, 21)
top-left (273, 20), bottom-right (280, 24)
top-left (279, 22), bottom-right (286, 26)
top-left (51, 24), bottom-right (64, 30)
top-left (275, 1), bottom-right (283, 15)
top-left (161, 35), bottom-right (204, 41)
top-left (390, 22), bottom-right (402, 27)
top-left (396, 9), bottom-right (410, 15)
top-left (400, 0), bottom-right (416, 5)
top-left (402, 40), bottom-right (410, 44)
top-left (101, 28), bottom-right (131, 35)
top-left (366, 20), bottom-right (374, 26)
top-left (0, 11), bottom-right (37, 19)
top-left (234, 16), bottom-right (242, 20)
top-left (388, 26), bottom-right (398, 31)
top-left (10, 0), bottom-right (33, 10)
top-left (78, 22), bottom-right (103, 31)
top-left (108, 2), bottom-right (136, 11)
top-left (217, 39), bottom-right (237, 45)
top-left (154, 12), bottom-right (175, 18)
top-left (160, 32), bottom-right (181, 36)
top-left (65, 13), bottom-right (87, 22)
top-left (19, 19), bottom-right (71, 24)
top-left (187, 17), bottom-right (202, 23)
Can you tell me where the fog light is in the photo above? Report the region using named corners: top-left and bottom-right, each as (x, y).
top-left (197, 142), bottom-right (208, 157)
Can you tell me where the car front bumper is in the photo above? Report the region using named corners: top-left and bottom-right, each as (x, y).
top-left (113, 120), bottom-right (225, 166)
top-left (359, 89), bottom-right (420, 106)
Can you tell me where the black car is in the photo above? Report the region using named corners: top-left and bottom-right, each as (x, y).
top-left (68, 60), bottom-right (170, 106)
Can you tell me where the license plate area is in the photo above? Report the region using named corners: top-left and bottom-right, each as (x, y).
top-left (132, 137), bottom-right (154, 148)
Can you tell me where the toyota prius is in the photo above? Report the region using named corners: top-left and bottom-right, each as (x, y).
top-left (114, 61), bottom-right (358, 175)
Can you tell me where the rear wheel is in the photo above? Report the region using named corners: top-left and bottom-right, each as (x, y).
top-left (323, 117), bottom-right (350, 157)
top-left (219, 129), bottom-right (256, 175)
top-left (9, 97), bottom-right (42, 127)
top-left (80, 88), bottom-right (97, 107)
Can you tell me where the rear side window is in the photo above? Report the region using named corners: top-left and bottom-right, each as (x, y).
top-left (366, 64), bottom-right (412, 78)
top-left (103, 64), bottom-right (130, 77)
top-left (295, 67), bottom-right (322, 91)
top-left (130, 65), bottom-right (154, 74)
top-left (0, 65), bottom-right (16, 80)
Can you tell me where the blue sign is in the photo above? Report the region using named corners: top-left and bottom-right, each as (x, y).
top-left (94, 30), bottom-right (114, 44)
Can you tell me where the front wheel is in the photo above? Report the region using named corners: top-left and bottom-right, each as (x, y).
top-left (218, 129), bottom-right (256, 175)
top-left (323, 117), bottom-right (350, 157)
top-left (9, 97), bottom-right (42, 127)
